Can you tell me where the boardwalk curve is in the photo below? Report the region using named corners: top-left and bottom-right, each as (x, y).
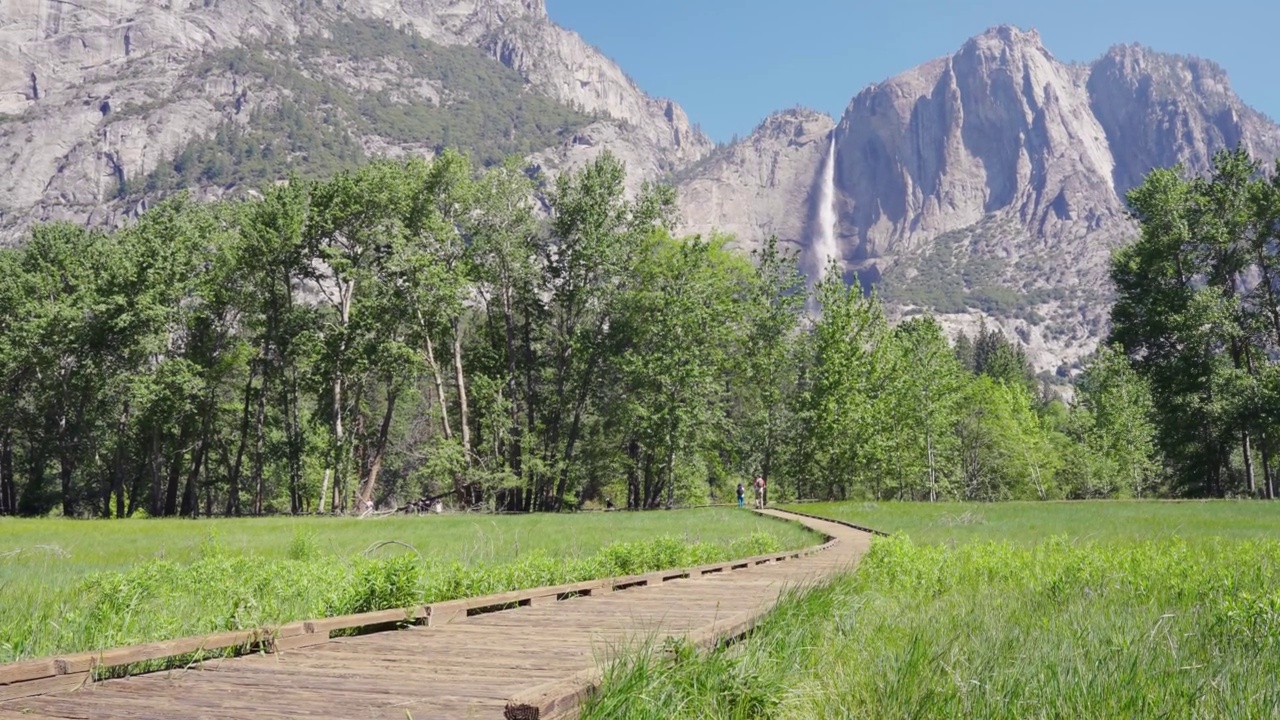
top-left (0, 509), bottom-right (873, 719)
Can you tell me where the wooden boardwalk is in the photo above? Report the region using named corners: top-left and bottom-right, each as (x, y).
top-left (0, 510), bottom-right (872, 720)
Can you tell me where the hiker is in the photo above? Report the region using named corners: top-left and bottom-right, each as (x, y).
top-left (736, 482), bottom-right (745, 508)
top-left (753, 476), bottom-right (764, 509)
top-left (761, 476), bottom-right (768, 507)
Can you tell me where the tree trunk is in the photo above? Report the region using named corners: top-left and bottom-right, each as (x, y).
top-left (148, 425), bottom-right (164, 516)
top-left (251, 368), bottom-right (270, 515)
top-left (126, 455), bottom-right (146, 518)
top-left (423, 333), bottom-right (453, 441)
top-left (180, 427), bottom-right (211, 517)
top-left (927, 428), bottom-right (937, 503)
top-left (1259, 434), bottom-right (1276, 500)
top-left (330, 280), bottom-right (354, 515)
top-left (58, 419), bottom-right (75, 518)
top-left (451, 318), bottom-right (471, 466)
top-left (553, 349), bottom-right (604, 508)
top-left (1242, 431), bottom-right (1257, 497)
top-left (358, 385), bottom-right (398, 509)
top-left (319, 468), bottom-right (331, 514)
top-left (284, 364), bottom-right (304, 514)
top-left (226, 369), bottom-right (256, 516)
top-left (181, 441), bottom-right (208, 518)
top-left (626, 438), bottom-right (640, 510)
top-left (641, 451), bottom-right (656, 509)
top-left (503, 289), bottom-right (523, 482)
top-left (107, 404), bottom-right (130, 519)
top-left (523, 311), bottom-right (539, 505)
top-left (332, 368), bottom-right (346, 514)
top-left (162, 440), bottom-right (186, 517)
top-left (279, 268), bottom-right (305, 515)
top-left (664, 440), bottom-right (676, 510)
top-left (0, 429), bottom-right (14, 516)
top-left (23, 441), bottom-right (47, 516)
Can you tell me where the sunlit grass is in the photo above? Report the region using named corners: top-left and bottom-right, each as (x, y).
top-left (584, 502), bottom-right (1280, 719)
top-left (0, 508), bottom-right (815, 662)
top-left (785, 499), bottom-right (1280, 545)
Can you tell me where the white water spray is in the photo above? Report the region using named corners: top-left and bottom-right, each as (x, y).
top-left (813, 134), bottom-right (839, 283)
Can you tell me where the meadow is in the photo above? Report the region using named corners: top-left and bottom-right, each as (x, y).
top-left (788, 499), bottom-right (1280, 545)
top-left (0, 508), bottom-right (815, 663)
top-left (584, 501), bottom-right (1280, 720)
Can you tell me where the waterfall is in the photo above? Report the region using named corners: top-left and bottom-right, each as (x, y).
top-left (813, 134), bottom-right (838, 282)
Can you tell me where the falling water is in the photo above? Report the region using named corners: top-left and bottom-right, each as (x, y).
top-left (813, 133), bottom-right (839, 282)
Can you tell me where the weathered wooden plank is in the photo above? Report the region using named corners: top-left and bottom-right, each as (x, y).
top-left (0, 673), bottom-right (88, 702)
top-left (305, 608), bottom-right (415, 634)
top-left (0, 660), bottom-right (57, 685)
top-left (503, 666), bottom-right (603, 720)
top-left (271, 631), bottom-right (330, 652)
top-left (52, 629), bottom-right (258, 676)
top-left (424, 599), bottom-right (468, 627)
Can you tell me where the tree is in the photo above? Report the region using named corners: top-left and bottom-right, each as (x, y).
top-left (889, 316), bottom-right (966, 500)
top-left (305, 160), bottom-right (414, 513)
top-left (737, 236), bottom-right (806, 494)
top-left (613, 232), bottom-right (750, 508)
top-left (799, 260), bottom-right (893, 500)
top-left (1077, 345), bottom-right (1162, 497)
top-left (1112, 148), bottom-right (1278, 499)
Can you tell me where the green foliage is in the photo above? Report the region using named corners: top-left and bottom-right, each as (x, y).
top-left (1111, 148), bottom-right (1280, 499)
top-left (877, 219), bottom-right (1071, 317)
top-left (791, 264), bottom-right (1082, 502)
top-left (2, 143), bottom-right (1229, 529)
top-left (1076, 344), bottom-right (1162, 497)
top-left (119, 18), bottom-right (591, 200)
top-left (0, 515), bottom-right (796, 661)
top-left (286, 528), bottom-right (321, 561)
top-left (786, 499), bottom-right (1280, 545)
top-left (585, 510), bottom-right (1280, 719)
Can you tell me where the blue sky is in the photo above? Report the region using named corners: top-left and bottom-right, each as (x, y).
top-left (545, 0), bottom-right (1278, 143)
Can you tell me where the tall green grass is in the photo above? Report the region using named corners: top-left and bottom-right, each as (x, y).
top-left (0, 509), bottom-right (814, 662)
top-left (786, 499), bottom-right (1280, 545)
top-left (585, 502), bottom-right (1280, 719)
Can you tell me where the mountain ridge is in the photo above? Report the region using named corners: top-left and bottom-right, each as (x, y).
top-left (0, 0), bottom-right (711, 241)
top-left (3, 10), bottom-right (1277, 372)
top-left (675, 24), bottom-right (1280, 372)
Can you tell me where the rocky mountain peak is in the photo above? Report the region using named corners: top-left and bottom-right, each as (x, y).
top-left (962, 24), bottom-right (1047, 55)
top-left (1089, 42), bottom-right (1243, 129)
top-left (676, 107), bottom-right (834, 257)
top-left (676, 27), bottom-right (1280, 373)
top-left (752, 107), bottom-right (835, 143)
top-left (1086, 43), bottom-right (1280, 193)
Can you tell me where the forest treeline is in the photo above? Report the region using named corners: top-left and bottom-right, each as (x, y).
top-left (0, 148), bottom-right (1273, 518)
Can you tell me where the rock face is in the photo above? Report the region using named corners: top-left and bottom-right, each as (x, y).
top-left (678, 109), bottom-right (835, 262)
top-left (0, 0), bottom-right (711, 242)
top-left (675, 26), bottom-right (1280, 372)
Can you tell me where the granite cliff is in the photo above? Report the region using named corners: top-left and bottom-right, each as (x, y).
top-left (0, 0), bottom-right (711, 240)
top-left (676, 27), bottom-right (1280, 372)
